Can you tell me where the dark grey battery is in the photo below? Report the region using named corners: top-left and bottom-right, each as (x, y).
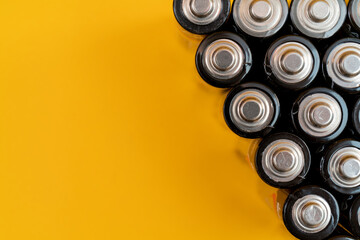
top-left (265, 35), bottom-right (320, 91)
top-left (232, 0), bottom-right (289, 38)
top-left (320, 139), bottom-right (360, 195)
top-left (255, 132), bottom-right (311, 189)
top-left (341, 195), bottom-right (360, 238)
top-left (173, 0), bottom-right (231, 35)
top-left (323, 38), bottom-right (360, 93)
top-left (196, 32), bottom-right (252, 88)
top-left (223, 82), bottom-right (280, 138)
top-left (348, 0), bottom-right (360, 34)
top-left (282, 186), bottom-right (340, 240)
top-left (290, 0), bottom-right (347, 39)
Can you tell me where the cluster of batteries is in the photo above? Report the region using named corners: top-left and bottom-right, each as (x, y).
top-left (174, 0), bottom-right (360, 239)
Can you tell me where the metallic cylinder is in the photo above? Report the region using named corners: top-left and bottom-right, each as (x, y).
top-left (173, 0), bottom-right (231, 35)
top-left (291, 88), bottom-right (348, 142)
top-left (232, 0), bottom-right (289, 38)
top-left (290, 0), bottom-right (347, 39)
top-left (323, 38), bottom-right (360, 93)
top-left (346, 195), bottom-right (360, 238)
top-left (265, 35), bottom-right (320, 90)
top-left (321, 139), bottom-right (360, 195)
top-left (352, 97), bottom-right (360, 137)
top-left (196, 32), bottom-right (252, 88)
top-left (255, 132), bottom-right (311, 188)
top-left (329, 237), bottom-right (356, 240)
top-left (282, 186), bottom-right (339, 240)
top-left (348, 0), bottom-right (360, 33)
top-left (223, 82), bottom-right (280, 138)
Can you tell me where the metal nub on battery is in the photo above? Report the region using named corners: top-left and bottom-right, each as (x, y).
top-left (256, 133), bottom-right (311, 188)
top-left (290, 0), bottom-right (346, 39)
top-left (232, 0), bottom-right (288, 38)
top-left (283, 186), bottom-right (339, 240)
top-left (224, 83), bottom-right (280, 138)
top-left (173, 0), bottom-right (231, 35)
top-left (265, 35), bottom-right (319, 90)
top-left (196, 32), bottom-right (252, 88)
top-left (348, 0), bottom-right (360, 33)
top-left (321, 140), bottom-right (360, 195)
top-left (293, 88), bottom-right (348, 142)
top-left (324, 39), bottom-right (360, 92)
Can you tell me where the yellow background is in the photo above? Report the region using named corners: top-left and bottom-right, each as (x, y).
top-left (0, 0), bottom-right (348, 239)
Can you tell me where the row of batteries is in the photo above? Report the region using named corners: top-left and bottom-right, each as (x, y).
top-left (175, 0), bottom-right (360, 239)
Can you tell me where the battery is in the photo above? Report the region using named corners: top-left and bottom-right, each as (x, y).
top-left (323, 38), bottom-right (360, 93)
top-left (290, 0), bottom-right (347, 39)
top-left (320, 139), bottom-right (360, 195)
top-left (223, 82), bottom-right (280, 138)
top-left (291, 87), bottom-right (348, 143)
top-left (196, 32), bottom-right (252, 88)
top-left (340, 195), bottom-right (360, 238)
top-left (352, 97), bottom-right (360, 137)
top-left (264, 35), bottom-right (320, 91)
top-left (254, 132), bottom-right (311, 188)
top-left (173, 0), bottom-right (231, 36)
top-left (348, 0), bottom-right (360, 34)
top-left (281, 186), bottom-right (339, 240)
top-left (232, 0), bottom-right (289, 39)
top-left (328, 236), bottom-right (356, 240)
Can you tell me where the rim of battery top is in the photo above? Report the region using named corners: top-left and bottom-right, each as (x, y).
top-left (322, 140), bottom-right (360, 195)
top-left (224, 82), bottom-right (280, 138)
top-left (349, 195), bottom-right (360, 237)
top-left (232, 0), bottom-right (289, 38)
top-left (196, 32), bottom-right (252, 88)
top-left (290, 0), bottom-right (347, 39)
top-left (173, 0), bottom-right (231, 35)
top-left (283, 186), bottom-right (339, 240)
top-left (255, 133), bottom-right (311, 188)
top-left (293, 88), bottom-right (348, 142)
top-left (265, 35), bottom-right (320, 90)
top-left (324, 39), bottom-right (360, 93)
top-left (348, 0), bottom-right (360, 33)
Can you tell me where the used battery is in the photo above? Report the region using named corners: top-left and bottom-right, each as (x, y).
top-left (328, 236), bottom-right (356, 240)
top-left (254, 132), bottom-right (311, 188)
top-left (223, 82), bottom-right (280, 138)
top-left (232, 0), bottom-right (289, 39)
top-left (280, 186), bottom-right (340, 240)
top-left (265, 35), bottom-right (320, 91)
top-left (320, 139), bottom-right (360, 195)
top-left (196, 32), bottom-right (252, 88)
top-left (323, 38), bottom-right (360, 93)
top-left (291, 87), bottom-right (348, 143)
top-left (352, 97), bottom-right (360, 137)
top-left (173, 0), bottom-right (231, 36)
top-left (339, 195), bottom-right (360, 238)
top-left (290, 0), bottom-right (347, 39)
top-left (348, 0), bottom-right (360, 34)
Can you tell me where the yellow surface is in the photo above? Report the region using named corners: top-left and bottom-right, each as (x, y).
top-left (0, 0), bottom-right (321, 239)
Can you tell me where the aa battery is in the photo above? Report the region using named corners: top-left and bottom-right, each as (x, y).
top-left (223, 82), bottom-right (280, 138)
top-left (320, 139), bottom-right (360, 195)
top-left (352, 97), bottom-right (360, 137)
top-left (280, 186), bottom-right (340, 240)
top-left (290, 0), bottom-right (347, 39)
top-left (231, 0), bottom-right (289, 39)
top-left (323, 38), bottom-right (360, 93)
top-left (196, 32), bottom-right (252, 88)
top-left (339, 194), bottom-right (360, 238)
top-left (173, 0), bottom-right (231, 36)
top-left (291, 87), bottom-right (348, 143)
top-left (254, 132), bottom-right (311, 189)
top-left (265, 35), bottom-right (320, 91)
top-left (348, 0), bottom-right (360, 34)
top-left (327, 236), bottom-right (356, 240)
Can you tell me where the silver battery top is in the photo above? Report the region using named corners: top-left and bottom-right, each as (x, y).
top-left (233, 0), bottom-right (288, 38)
top-left (325, 42), bottom-right (360, 90)
top-left (328, 147), bottom-right (360, 189)
top-left (229, 88), bottom-right (274, 133)
top-left (182, 0), bottom-right (222, 25)
top-left (298, 93), bottom-right (342, 138)
top-left (292, 195), bottom-right (332, 234)
top-left (290, 0), bottom-right (346, 39)
top-left (349, 0), bottom-right (360, 31)
top-left (270, 42), bottom-right (314, 85)
top-left (203, 39), bottom-right (245, 79)
top-left (262, 139), bottom-right (305, 182)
